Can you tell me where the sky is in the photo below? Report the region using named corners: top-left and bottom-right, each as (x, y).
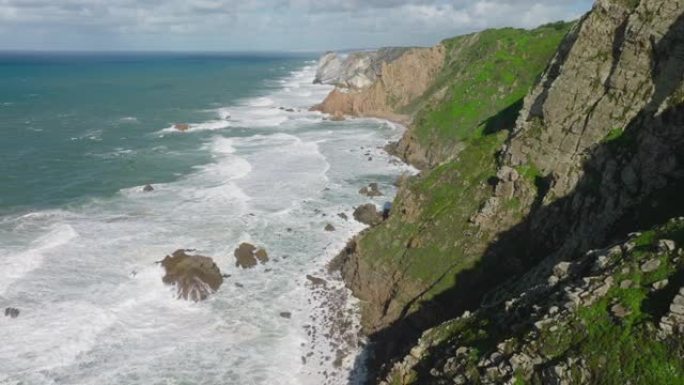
top-left (0, 0), bottom-right (594, 52)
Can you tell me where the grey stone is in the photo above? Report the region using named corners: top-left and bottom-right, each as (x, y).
top-left (640, 259), bottom-right (661, 273)
top-left (652, 279), bottom-right (669, 290)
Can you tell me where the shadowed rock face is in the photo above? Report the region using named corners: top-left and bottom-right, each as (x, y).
top-left (161, 250), bottom-right (223, 302)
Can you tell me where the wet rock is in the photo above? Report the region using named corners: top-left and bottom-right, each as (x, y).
top-left (337, 213), bottom-right (348, 221)
top-left (331, 111), bottom-right (345, 121)
top-left (174, 123), bottom-right (190, 132)
top-left (280, 312), bottom-right (292, 319)
top-left (234, 242), bottom-right (269, 268)
top-left (142, 184), bottom-right (154, 192)
top-left (4, 307), bottom-right (20, 318)
top-left (353, 204), bottom-right (382, 226)
top-left (359, 183), bottom-right (383, 197)
top-left (306, 275), bottom-right (328, 287)
top-left (160, 249), bottom-right (223, 301)
top-left (325, 224), bottom-right (336, 232)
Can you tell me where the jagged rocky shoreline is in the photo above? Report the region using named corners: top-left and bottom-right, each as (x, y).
top-left (313, 0), bottom-right (684, 383)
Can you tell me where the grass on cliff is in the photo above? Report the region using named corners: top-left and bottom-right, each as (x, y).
top-left (539, 221), bottom-right (684, 384)
top-left (356, 24), bottom-right (574, 314)
top-left (359, 129), bottom-right (505, 305)
top-left (391, 220), bottom-right (684, 385)
top-left (404, 22), bottom-right (572, 159)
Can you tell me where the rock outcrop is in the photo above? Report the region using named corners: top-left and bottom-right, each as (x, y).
top-left (382, 218), bottom-right (684, 384)
top-left (353, 204), bottom-right (383, 227)
top-left (160, 249), bottom-right (223, 301)
top-left (314, 48), bottom-right (413, 89)
top-left (234, 242), bottom-right (269, 269)
top-left (359, 183), bottom-right (383, 197)
top-left (313, 46), bottom-right (445, 124)
top-left (314, 52), bottom-right (343, 85)
top-left (174, 123), bottom-right (189, 132)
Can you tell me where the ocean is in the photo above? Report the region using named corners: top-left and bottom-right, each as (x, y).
top-left (0, 52), bottom-right (413, 385)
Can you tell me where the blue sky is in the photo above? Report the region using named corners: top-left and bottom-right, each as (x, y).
top-left (0, 0), bottom-right (594, 51)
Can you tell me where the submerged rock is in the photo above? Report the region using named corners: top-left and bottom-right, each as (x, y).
top-left (174, 123), bottom-right (190, 132)
top-left (306, 275), bottom-right (328, 288)
top-left (160, 250), bottom-right (223, 302)
top-left (142, 184), bottom-right (154, 192)
top-left (325, 224), bottom-right (336, 232)
top-left (234, 242), bottom-right (269, 269)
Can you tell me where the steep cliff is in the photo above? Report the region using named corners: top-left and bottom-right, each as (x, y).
top-left (330, 0), bottom-right (684, 383)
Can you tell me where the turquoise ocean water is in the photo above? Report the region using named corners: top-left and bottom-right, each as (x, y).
top-left (0, 53), bottom-right (413, 385)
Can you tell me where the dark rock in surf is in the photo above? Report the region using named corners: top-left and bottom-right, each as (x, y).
top-left (4, 307), bottom-right (20, 318)
top-left (359, 183), bottom-right (383, 197)
top-left (160, 249), bottom-right (223, 302)
top-left (353, 204), bottom-right (383, 226)
top-left (234, 242), bottom-right (269, 269)
top-left (174, 123), bottom-right (190, 132)
top-left (306, 275), bottom-right (328, 288)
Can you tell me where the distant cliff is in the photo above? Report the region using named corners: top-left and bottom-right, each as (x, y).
top-left (320, 0), bottom-right (684, 383)
top-left (312, 46), bottom-right (445, 125)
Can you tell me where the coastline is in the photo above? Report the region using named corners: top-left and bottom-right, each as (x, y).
top-left (309, 95), bottom-right (418, 384)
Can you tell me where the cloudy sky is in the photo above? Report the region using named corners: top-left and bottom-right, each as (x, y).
top-left (0, 0), bottom-right (594, 51)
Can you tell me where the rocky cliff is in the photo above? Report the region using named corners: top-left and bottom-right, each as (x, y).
top-left (328, 0), bottom-right (684, 383)
top-left (313, 46), bottom-right (445, 124)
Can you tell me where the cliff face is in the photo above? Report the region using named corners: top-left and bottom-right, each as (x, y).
top-left (313, 46), bottom-right (446, 124)
top-left (330, 0), bottom-right (684, 383)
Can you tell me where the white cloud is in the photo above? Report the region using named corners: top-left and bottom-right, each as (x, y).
top-left (0, 0), bottom-right (593, 50)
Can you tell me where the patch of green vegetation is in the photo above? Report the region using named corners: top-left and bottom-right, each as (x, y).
top-left (404, 23), bottom-right (571, 164)
top-left (602, 125), bottom-right (638, 153)
top-left (516, 163), bottom-right (541, 184)
top-left (602, 127), bottom-right (624, 143)
top-left (359, 130), bottom-right (506, 301)
top-left (513, 373), bottom-right (528, 385)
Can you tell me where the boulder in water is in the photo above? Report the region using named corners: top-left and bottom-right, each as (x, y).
top-left (174, 123), bottom-right (190, 132)
top-left (353, 204), bottom-right (383, 226)
top-left (142, 184), bottom-right (154, 192)
top-left (234, 242), bottom-right (269, 269)
top-left (160, 250), bottom-right (223, 302)
top-left (359, 182), bottom-right (383, 197)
